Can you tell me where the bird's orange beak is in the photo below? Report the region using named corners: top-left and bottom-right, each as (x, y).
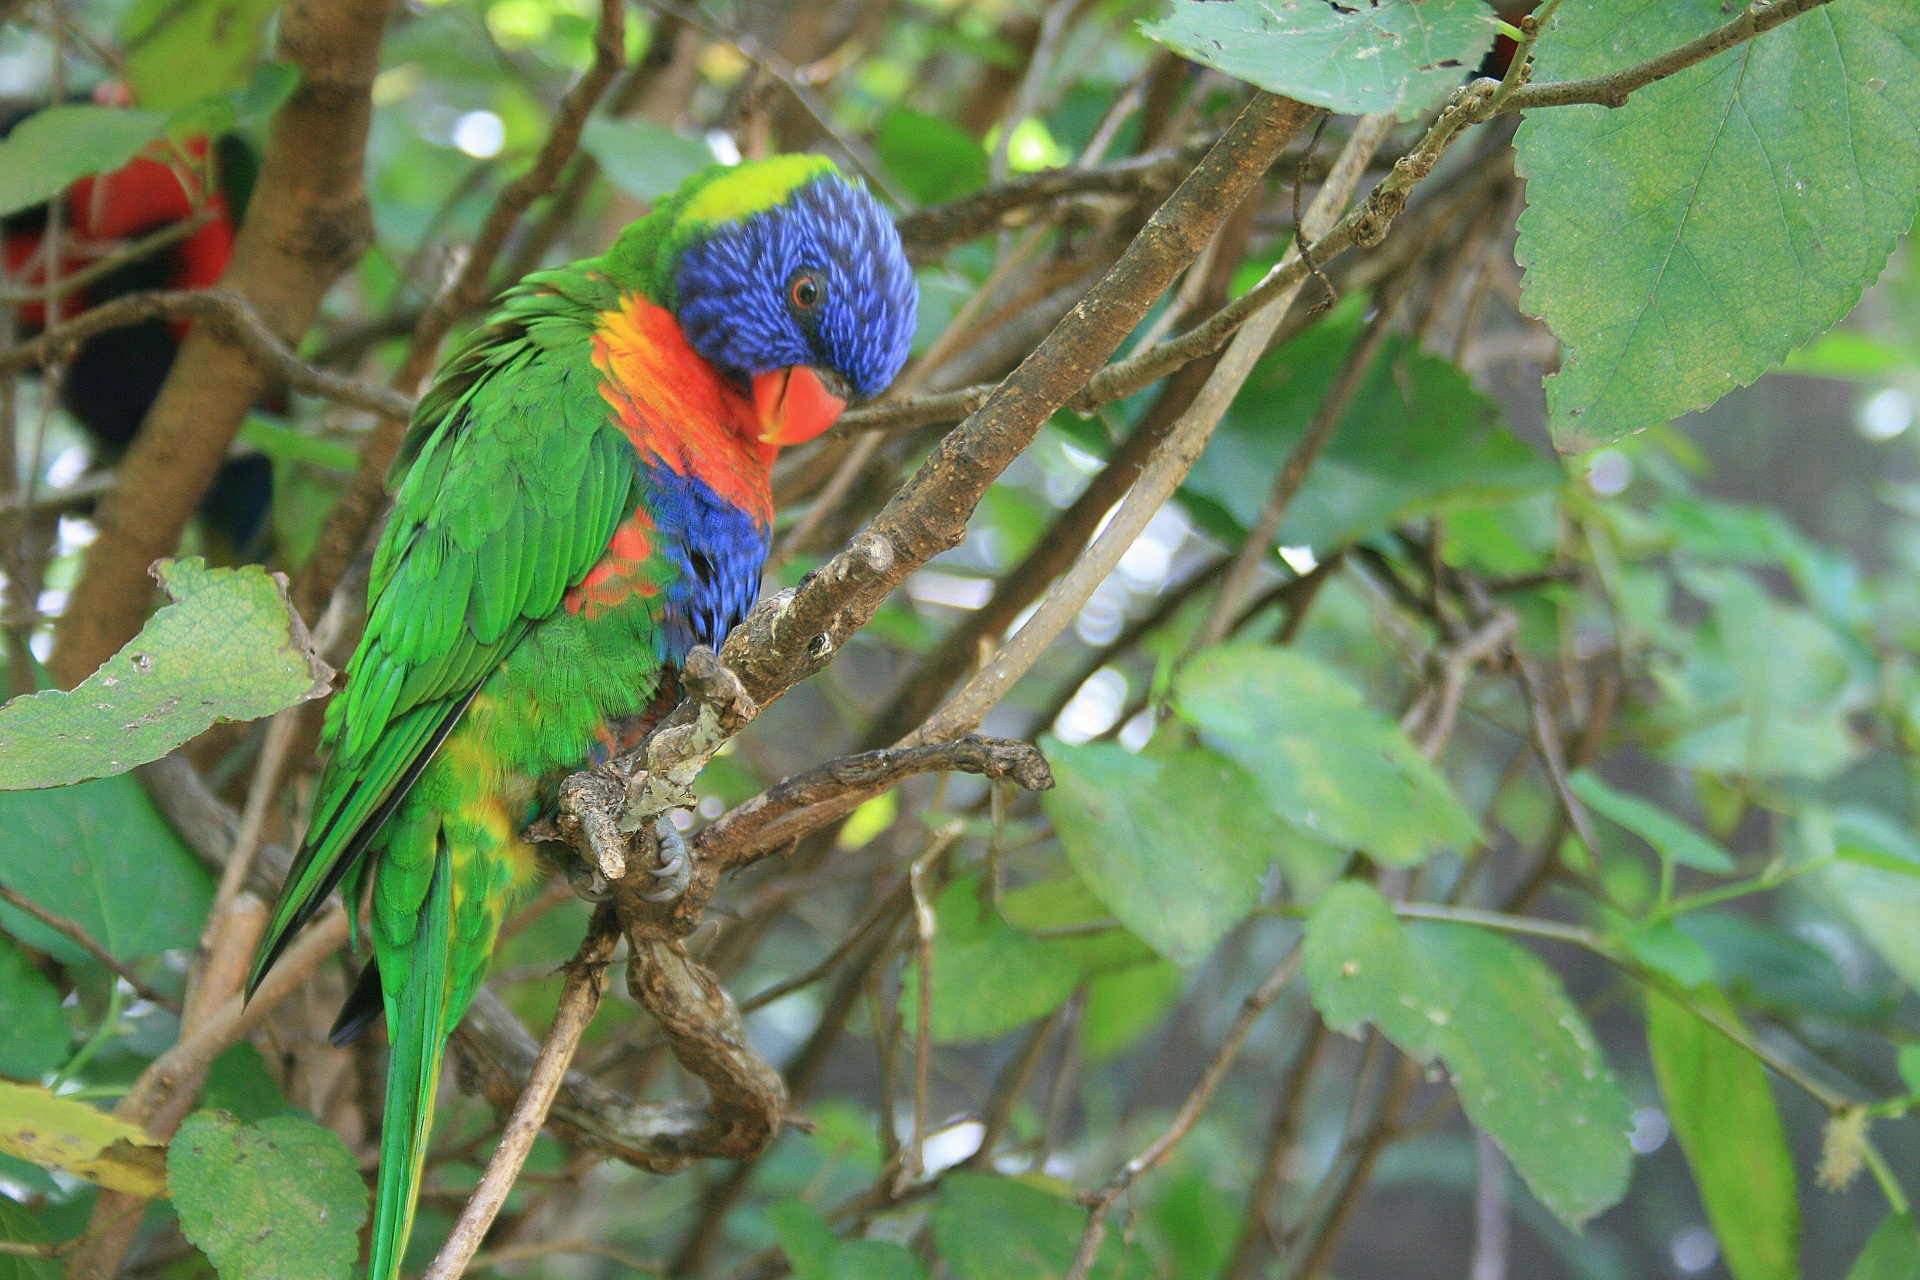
top-left (752, 366), bottom-right (846, 446)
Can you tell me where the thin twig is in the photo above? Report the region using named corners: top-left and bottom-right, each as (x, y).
top-left (1503, 0), bottom-right (1834, 111)
top-left (0, 882), bottom-right (179, 1013)
top-left (422, 905), bottom-right (620, 1280)
top-left (0, 289), bottom-right (416, 417)
top-left (0, 209), bottom-right (215, 306)
top-left (1065, 945), bottom-right (1303, 1280)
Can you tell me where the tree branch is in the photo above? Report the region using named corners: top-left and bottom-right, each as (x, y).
top-left (0, 882), bottom-right (179, 1013)
top-left (423, 906), bottom-right (620, 1280)
top-left (1503, 0), bottom-right (1838, 112)
top-left (48, 0), bottom-right (398, 688)
top-left (291, 0), bottom-right (627, 623)
top-left (0, 289), bottom-right (415, 418)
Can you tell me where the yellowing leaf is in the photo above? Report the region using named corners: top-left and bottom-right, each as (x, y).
top-left (0, 1081), bottom-right (167, 1197)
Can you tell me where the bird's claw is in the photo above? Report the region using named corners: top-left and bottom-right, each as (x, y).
top-left (639, 817), bottom-right (693, 903)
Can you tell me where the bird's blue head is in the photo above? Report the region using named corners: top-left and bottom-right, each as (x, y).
top-left (666, 156), bottom-right (917, 445)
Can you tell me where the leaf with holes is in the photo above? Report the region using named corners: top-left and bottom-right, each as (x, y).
top-left (1515, 0), bottom-right (1920, 448)
top-left (169, 1112), bottom-right (367, 1280)
top-left (0, 1081), bottom-right (167, 1196)
top-left (0, 558), bottom-right (333, 791)
top-left (1303, 882), bottom-right (1632, 1226)
top-left (1142, 0), bottom-right (1499, 121)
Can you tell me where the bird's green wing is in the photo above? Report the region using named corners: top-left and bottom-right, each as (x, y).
top-left (249, 274), bottom-right (634, 991)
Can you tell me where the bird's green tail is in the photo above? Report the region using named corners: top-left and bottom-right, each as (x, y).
top-left (368, 848), bottom-right (455, 1280)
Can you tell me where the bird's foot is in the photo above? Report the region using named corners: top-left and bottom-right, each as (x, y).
top-left (640, 817), bottom-right (693, 903)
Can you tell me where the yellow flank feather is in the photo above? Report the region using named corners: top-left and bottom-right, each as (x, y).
top-left (678, 154), bottom-right (839, 229)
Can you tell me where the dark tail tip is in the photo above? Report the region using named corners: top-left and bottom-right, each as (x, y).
top-left (329, 959), bottom-right (385, 1047)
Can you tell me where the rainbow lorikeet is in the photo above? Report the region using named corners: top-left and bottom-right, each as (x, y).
top-left (246, 155), bottom-right (916, 1278)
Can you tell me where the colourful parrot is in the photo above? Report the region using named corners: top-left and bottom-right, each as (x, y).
top-left (245, 155), bottom-right (916, 1279)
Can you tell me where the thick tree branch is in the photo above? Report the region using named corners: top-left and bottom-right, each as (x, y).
top-left (48, 0), bottom-right (398, 688)
top-left (291, 0), bottom-right (627, 623)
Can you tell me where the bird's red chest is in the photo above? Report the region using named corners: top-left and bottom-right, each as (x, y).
top-left (590, 292), bottom-right (777, 527)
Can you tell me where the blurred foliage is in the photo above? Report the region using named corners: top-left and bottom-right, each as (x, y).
top-left (0, 1), bottom-right (1918, 1279)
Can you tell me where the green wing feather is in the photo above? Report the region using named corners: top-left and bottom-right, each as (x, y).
top-left (248, 270), bottom-right (634, 993)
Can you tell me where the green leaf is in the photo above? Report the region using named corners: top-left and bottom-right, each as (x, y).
top-left (876, 107), bottom-right (988, 206)
top-left (1898, 1046), bottom-right (1920, 1098)
top-left (829, 1240), bottom-right (929, 1280)
top-left (1646, 988), bottom-right (1800, 1280)
top-left (1812, 809), bottom-right (1920, 994)
top-left (1185, 318), bottom-right (1556, 552)
top-left (1081, 960), bottom-right (1184, 1063)
top-left (0, 772), bottom-right (214, 963)
top-left (1041, 741), bottom-right (1275, 966)
top-left (998, 876), bottom-right (1155, 976)
top-left (899, 877), bottom-right (1081, 1044)
top-left (932, 1172), bottom-right (1140, 1280)
top-left (582, 118), bottom-right (718, 202)
top-left (1174, 647), bottom-right (1478, 867)
top-left (1847, 1215), bottom-right (1920, 1280)
top-left (121, 0), bottom-right (284, 112)
top-left (0, 558), bottom-right (333, 790)
top-left (1622, 921), bottom-right (1715, 989)
top-left (0, 935), bottom-right (67, 1082)
top-left (0, 1081), bottom-right (168, 1196)
top-left (768, 1199), bottom-right (840, 1280)
top-left (1140, 0), bottom-right (1499, 121)
top-left (1568, 771), bottom-right (1733, 872)
top-left (1302, 881), bottom-right (1450, 1060)
top-left (1303, 883), bottom-right (1632, 1226)
top-left (0, 1197), bottom-right (58, 1280)
top-left (1514, 0), bottom-right (1920, 448)
top-left (169, 1112), bottom-right (368, 1280)
top-left (1644, 568), bottom-right (1871, 781)
top-left (0, 106), bottom-right (169, 218)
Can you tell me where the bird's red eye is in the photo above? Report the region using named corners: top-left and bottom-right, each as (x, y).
top-left (789, 274), bottom-right (821, 310)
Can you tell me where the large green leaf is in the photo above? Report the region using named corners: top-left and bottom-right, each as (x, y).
top-left (1646, 988), bottom-right (1800, 1280)
top-left (1846, 1215), bottom-right (1920, 1280)
top-left (1185, 320), bottom-right (1540, 550)
top-left (932, 1172), bottom-right (1142, 1280)
top-left (1041, 741), bottom-right (1275, 966)
top-left (0, 105), bottom-right (168, 218)
top-left (1080, 959), bottom-right (1184, 1064)
top-left (1515, 0), bottom-right (1920, 448)
top-left (0, 559), bottom-right (332, 790)
top-left (169, 1112), bottom-right (367, 1280)
top-left (580, 118), bottom-right (718, 202)
top-left (1643, 568), bottom-right (1871, 781)
top-left (0, 773), bottom-right (214, 963)
top-left (1174, 647), bottom-right (1478, 867)
top-left (1184, 316), bottom-right (1556, 554)
top-left (1811, 809), bottom-right (1920, 995)
top-left (875, 108), bottom-right (988, 207)
top-left (1141, 0), bottom-right (1498, 121)
top-left (0, 936), bottom-right (67, 1082)
top-left (121, 0), bottom-right (284, 112)
top-left (1303, 883), bottom-right (1632, 1226)
top-left (899, 876), bottom-right (1081, 1044)
top-left (0, 1196), bottom-right (58, 1280)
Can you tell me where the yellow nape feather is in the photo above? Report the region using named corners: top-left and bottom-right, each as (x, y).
top-left (677, 154), bottom-right (839, 229)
